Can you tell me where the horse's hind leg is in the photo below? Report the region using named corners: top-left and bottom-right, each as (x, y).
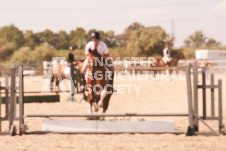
top-left (102, 94), bottom-right (112, 113)
top-left (98, 90), bottom-right (107, 107)
top-left (87, 95), bottom-right (93, 113)
top-left (93, 98), bottom-right (99, 112)
top-left (50, 76), bottom-right (55, 90)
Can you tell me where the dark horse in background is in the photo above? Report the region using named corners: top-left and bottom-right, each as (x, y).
top-left (154, 51), bottom-right (185, 67)
top-left (153, 51), bottom-right (185, 75)
top-left (85, 48), bottom-right (112, 113)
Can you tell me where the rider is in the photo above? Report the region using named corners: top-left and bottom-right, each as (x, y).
top-left (162, 45), bottom-right (172, 64)
top-left (68, 46), bottom-right (75, 64)
top-left (81, 31), bottom-right (114, 92)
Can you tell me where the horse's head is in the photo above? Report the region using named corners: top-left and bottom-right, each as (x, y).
top-left (88, 48), bottom-right (103, 67)
top-left (169, 52), bottom-right (185, 66)
top-left (88, 48), bottom-right (102, 58)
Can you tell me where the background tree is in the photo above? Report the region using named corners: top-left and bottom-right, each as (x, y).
top-left (117, 22), bottom-right (145, 48)
top-left (0, 40), bottom-right (17, 61)
top-left (0, 24), bottom-right (25, 51)
top-left (100, 30), bottom-right (116, 48)
top-left (205, 38), bottom-right (221, 47)
top-left (32, 44), bottom-right (54, 62)
top-left (24, 30), bottom-right (41, 49)
top-left (184, 30), bottom-right (206, 47)
top-left (36, 29), bottom-right (56, 47)
top-left (69, 27), bottom-right (87, 49)
top-left (55, 30), bottom-right (70, 50)
top-left (124, 24), bottom-right (169, 57)
top-left (10, 47), bottom-right (32, 63)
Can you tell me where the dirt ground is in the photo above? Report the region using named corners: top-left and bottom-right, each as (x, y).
top-left (0, 71), bottom-right (226, 151)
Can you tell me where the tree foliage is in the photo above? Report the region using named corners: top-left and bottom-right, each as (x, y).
top-left (10, 47), bottom-right (32, 63)
top-left (69, 27), bottom-right (87, 49)
top-left (0, 40), bottom-right (17, 61)
top-left (184, 30), bottom-right (221, 48)
top-left (0, 24), bottom-right (25, 49)
top-left (0, 23), bottom-right (225, 63)
top-left (121, 23), bottom-right (170, 56)
top-left (184, 30), bottom-right (206, 47)
top-left (33, 44), bottom-right (55, 62)
top-left (24, 30), bottom-right (41, 49)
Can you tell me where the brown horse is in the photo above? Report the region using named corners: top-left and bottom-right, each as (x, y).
top-left (154, 51), bottom-right (185, 67)
top-left (85, 49), bottom-right (112, 113)
top-left (50, 64), bottom-right (67, 91)
top-left (153, 52), bottom-right (185, 76)
top-left (50, 61), bottom-right (84, 91)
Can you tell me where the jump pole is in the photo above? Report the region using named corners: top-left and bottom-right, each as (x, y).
top-left (26, 113), bottom-right (189, 118)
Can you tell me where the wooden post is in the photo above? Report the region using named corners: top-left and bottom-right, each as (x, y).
top-left (5, 75), bottom-right (9, 119)
top-left (185, 65), bottom-right (194, 136)
top-left (18, 66), bottom-right (24, 135)
top-left (9, 67), bottom-right (15, 130)
top-left (70, 64), bottom-right (75, 99)
top-left (202, 68), bottom-right (206, 119)
top-left (193, 65), bottom-right (199, 131)
top-left (210, 74), bottom-right (215, 117)
top-left (218, 80), bottom-right (223, 134)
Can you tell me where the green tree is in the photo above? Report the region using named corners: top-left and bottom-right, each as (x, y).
top-left (0, 40), bottom-right (17, 61)
top-left (117, 22), bottom-right (145, 48)
top-left (55, 30), bottom-right (70, 49)
top-left (36, 29), bottom-right (56, 47)
top-left (10, 47), bottom-right (33, 63)
top-left (124, 24), bottom-right (169, 56)
top-left (69, 27), bottom-right (87, 49)
top-left (0, 24), bottom-right (25, 49)
top-left (24, 30), bottom-right (41, 49)
top-left (99, 30), bottom-right (116, 48)
top-left (184, 30), bottom-right (207, 47)
top-left (205, 38), bottom-right (221, 47)
top-left (32, 44), bottom-right (54, 62)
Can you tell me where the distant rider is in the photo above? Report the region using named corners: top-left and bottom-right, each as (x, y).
top-left (162, 45), bottom-right (172, 64)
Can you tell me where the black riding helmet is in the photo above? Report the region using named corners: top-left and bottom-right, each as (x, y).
top-left (90, 31), bottom-right (100, 40)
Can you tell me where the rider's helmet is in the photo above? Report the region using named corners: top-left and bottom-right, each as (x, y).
top-left (90, 31), bottom-right (100, 40)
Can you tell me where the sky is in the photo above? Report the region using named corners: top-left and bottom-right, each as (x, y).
top-left (0, 0), bottom-right (226, 48)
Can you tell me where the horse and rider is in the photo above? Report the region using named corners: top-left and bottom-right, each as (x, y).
top-left (154, 45), bottom-right (185, 67)
top-left (80, 32), bottom-right (114, 113)
top-left (50, 32), bottom-right (114, 113)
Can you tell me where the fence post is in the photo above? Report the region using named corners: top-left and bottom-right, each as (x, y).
top-left (18, 66), bottom-right (24, 135)
top-left (202, 68), bottom-right (206, 119)
top-left (210, 74), bottom-right (215, 117)
top-left (9, 67), bottom-right (15, 131)
top-left (193, 65), bottom-right (199, 131)
top-left (5, 75), bottom-right (9, 119)
top-left (186, 65), bottom-right (194, 136)
top-left (70, 64), bottom-right (76, 99)
top-left (218, 80), bottom-right (224, 134)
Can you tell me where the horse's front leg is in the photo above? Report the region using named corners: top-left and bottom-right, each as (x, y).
top-left (87, 94), bottom-right (93, 113)
top-left (87, 86), bottom-right (93, 113)
top-left (98, 89), bottom-right (107, 107)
